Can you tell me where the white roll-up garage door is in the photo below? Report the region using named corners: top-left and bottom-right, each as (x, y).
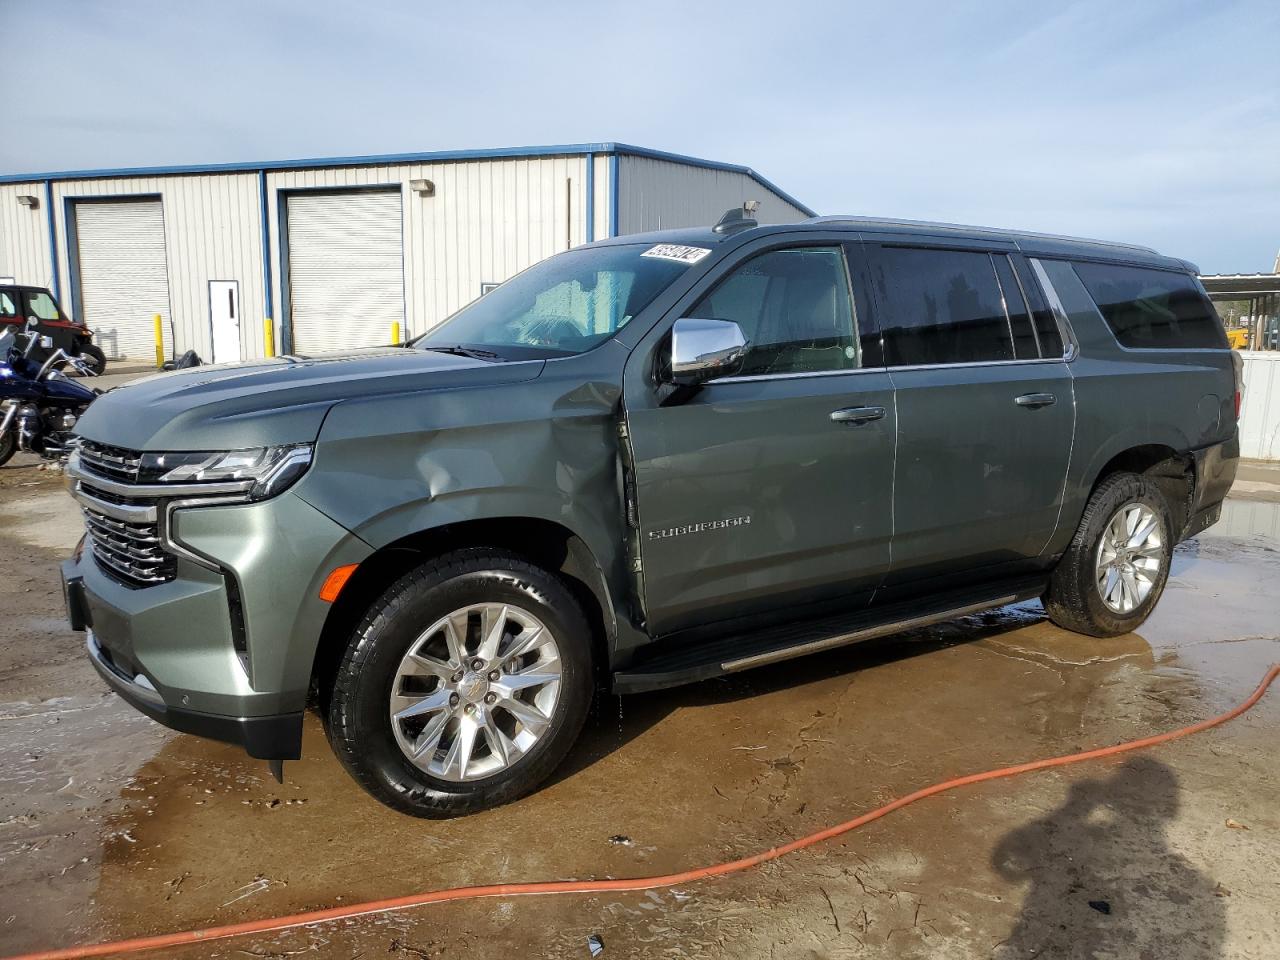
top-left (74, 200), bottom-right (171, 361)
top-left (286, 191), bottom-right (405, 353)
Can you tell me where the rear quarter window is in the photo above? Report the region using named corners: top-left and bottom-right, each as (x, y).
top-left (1072, 262), bottom-right (1226, 349)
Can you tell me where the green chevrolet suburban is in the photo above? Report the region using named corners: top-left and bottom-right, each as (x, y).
top-left (61, 210), bottom-right (1240, 816)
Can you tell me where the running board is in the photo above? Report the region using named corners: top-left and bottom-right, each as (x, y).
top-left (612, 579), bottom-right (1046, 694)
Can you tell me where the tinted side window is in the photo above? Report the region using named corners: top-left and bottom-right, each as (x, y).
top-left (693, 247), bottom-right (859, 376)
top-left (1073, 262), bottom-right (1227, 349)
top-left (872, 247), bottom-right (1013, 366)
top-left (0, 291), bottom-right (17, 317)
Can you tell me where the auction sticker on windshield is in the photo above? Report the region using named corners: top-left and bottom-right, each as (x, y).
top-left (641, 244), bottom-right (711, 264)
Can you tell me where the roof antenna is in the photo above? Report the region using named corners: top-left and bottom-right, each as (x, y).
top-left (713, 200), bottom-right (760, 234)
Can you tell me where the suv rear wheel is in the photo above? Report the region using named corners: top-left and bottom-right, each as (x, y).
top-left (326, 548), bottom-right (594, 817)
top-left (1044, 472), bottom-right (1174, 637)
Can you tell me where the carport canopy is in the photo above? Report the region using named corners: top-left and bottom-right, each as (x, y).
top-left (1199, 268), bottom-right (1280, 350)
top-left (1198, 273), bottom-right (1280, 299)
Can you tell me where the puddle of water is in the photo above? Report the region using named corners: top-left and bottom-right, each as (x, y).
top-left (1150, 497), bottom-right (1280, 704)
top-left (1198, 498), bottom-right (1280, 546)
top-left (0, 693), bottom-right (173, 949)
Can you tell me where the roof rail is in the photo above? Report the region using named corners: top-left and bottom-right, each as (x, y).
top-left (806, 215), bottom-right (1160, 255)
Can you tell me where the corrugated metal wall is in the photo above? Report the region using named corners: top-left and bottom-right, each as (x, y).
top-left (2, 148), bottom-right (820, 361)
top-left (1239, 351), bottom-right (1279, 460)
top-left (617, 156), bottom-right (809, 234)
top-left (45, 173), bottom-right (264, 362)
top-left (0, 183), bottom-right (54, 286)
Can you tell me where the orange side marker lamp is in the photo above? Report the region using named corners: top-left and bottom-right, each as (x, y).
top-left (319, 563), bottom-right (359, 602)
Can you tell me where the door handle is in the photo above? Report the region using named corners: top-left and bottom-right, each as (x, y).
top-left (1014, 392), bottom-right (1056, 409)
top-left (830, 405), bottom-right (886, 425)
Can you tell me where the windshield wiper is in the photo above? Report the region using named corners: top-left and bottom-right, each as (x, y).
top-left (419, 344), bottom-right (504, 362)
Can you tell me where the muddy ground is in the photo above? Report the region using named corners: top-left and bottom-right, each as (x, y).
top-left (1, 454), bottom-right (1277, 959)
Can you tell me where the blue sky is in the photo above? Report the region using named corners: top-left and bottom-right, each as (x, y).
top-left (2, 0), bottom-right (1276, 273)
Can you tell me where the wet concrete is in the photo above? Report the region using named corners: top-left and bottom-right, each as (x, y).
top-left (1, 459), bottom-right (1277, 959)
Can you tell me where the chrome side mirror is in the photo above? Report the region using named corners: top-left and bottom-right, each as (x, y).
top-left (669, 318), bottom-right (748, 386)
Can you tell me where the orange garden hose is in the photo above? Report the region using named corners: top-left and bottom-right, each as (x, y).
top-left (8, 663), bottom-right (1277, 960)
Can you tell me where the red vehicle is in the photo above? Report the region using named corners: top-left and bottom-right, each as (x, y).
top-left (0, 284), bottom-right (106, 374)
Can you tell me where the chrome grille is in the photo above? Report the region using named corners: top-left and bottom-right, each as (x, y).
top-left (75, 442), bottom-right (178, 589)
top-left (82, 506), bottom-right (176, 588)
top-left (78, 440), bottom-right (143, 484)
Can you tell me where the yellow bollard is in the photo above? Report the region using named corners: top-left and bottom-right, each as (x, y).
top-left (391, 321), bottom-right (401, 345)
top-left (264, 316), bottom-right (275, 358)
top-left (153, 314), bottom-right (164, 368)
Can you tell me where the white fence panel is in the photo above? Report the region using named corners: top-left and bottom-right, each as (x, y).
top-left (1239, 351), bottom-right (1280, 460)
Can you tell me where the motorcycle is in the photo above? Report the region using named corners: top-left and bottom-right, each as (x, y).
top-left (0, 318), bottom-right (102, 467)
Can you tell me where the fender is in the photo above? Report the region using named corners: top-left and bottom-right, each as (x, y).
top-left (295, 358), bottom-right (639, 657)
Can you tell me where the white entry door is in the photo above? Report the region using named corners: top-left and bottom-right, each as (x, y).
top-left (209, 280), bottom-right (241, 364)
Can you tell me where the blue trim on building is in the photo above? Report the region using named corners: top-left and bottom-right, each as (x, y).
top-left (1, 142), bottom-right (817, 217)
top-left (276, 189), bottom-right (292, 355)
top-left (608, 153), bottom-right (619, 237)
top-left (61, 196), bottom-right (80, 321)
top-left (0, 143), bottom-right (618, 184)
top-left (44, 181), bottom-right (60, 301)
top-left (584, 153), bottom-right (594, 243)
top-left (258, 171), bottom-right (273, 330)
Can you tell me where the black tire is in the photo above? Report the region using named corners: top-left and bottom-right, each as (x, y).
top-left (0, 428), bottom-right (15, 467)
top-left (325, 548), bottom-right (595, 817)
top-left (1044, 472), bottom-right (1174, 638)
top-left (74, 343), bottom-right (107, 375)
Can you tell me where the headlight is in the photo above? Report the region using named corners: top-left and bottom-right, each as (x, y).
top-left (139, 444), bottom-right (313, 500)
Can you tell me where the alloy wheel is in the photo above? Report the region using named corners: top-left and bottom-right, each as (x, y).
top-left (389, 602), bottom-right (563, 782)
top-left (1094, 501), bottom-right (1165, 615)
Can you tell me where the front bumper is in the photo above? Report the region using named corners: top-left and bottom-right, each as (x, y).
top-left (64, 559), bottom-right (303, 760)
top-left (62, 487), bottom-right (372, 761)
top-left (87, 622), bottom-right (303, 759)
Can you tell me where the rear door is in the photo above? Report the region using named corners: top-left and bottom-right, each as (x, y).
top-left (626, 238), bottom-right (896, 635)
top-left (862, 238), bottom-right (1075, 592)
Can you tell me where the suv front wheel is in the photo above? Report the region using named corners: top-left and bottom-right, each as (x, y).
top-left (326, 549), bottom-right (594, 817)
top-left (1044, 472), bottom-right (1174, 638)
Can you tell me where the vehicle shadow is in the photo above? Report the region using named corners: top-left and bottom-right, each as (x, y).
top-left (991, 756), bottom-right (1225, 959)
top-left (555, 600), bottom-right (1055, 786)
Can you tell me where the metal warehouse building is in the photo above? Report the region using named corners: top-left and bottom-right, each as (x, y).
top-left (0, 143), bottom-right (812, 363)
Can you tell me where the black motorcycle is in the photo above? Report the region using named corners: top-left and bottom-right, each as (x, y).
top-left (0, 319), bottom-right (101, 466)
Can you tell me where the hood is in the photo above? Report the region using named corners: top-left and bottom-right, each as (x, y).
top-left (75, 347), bottom-right (545, 451)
